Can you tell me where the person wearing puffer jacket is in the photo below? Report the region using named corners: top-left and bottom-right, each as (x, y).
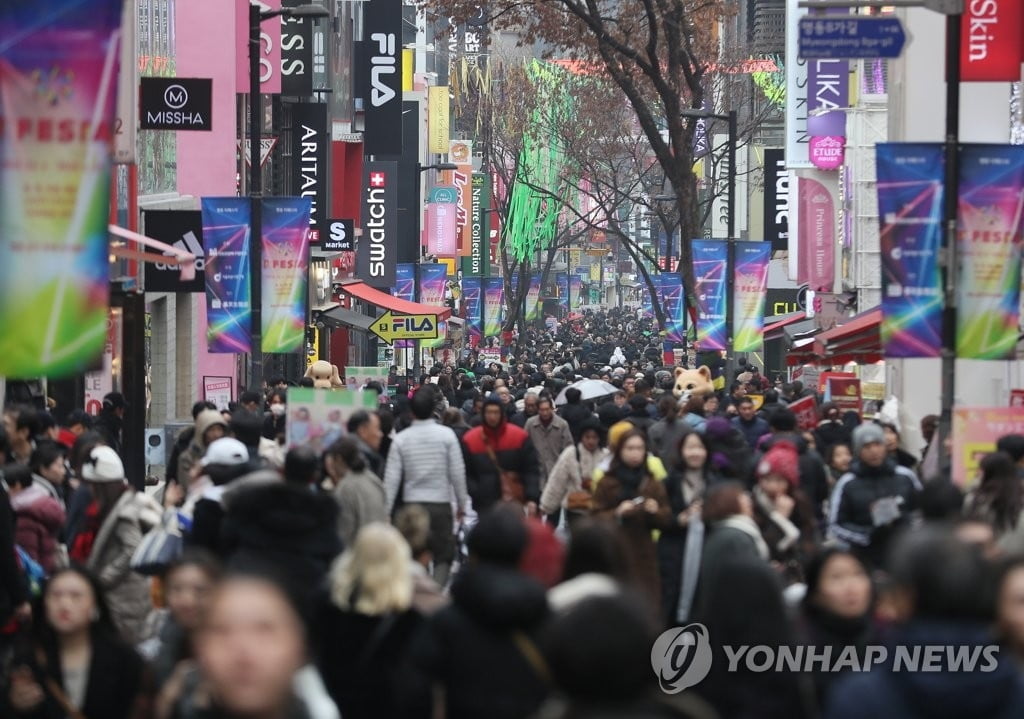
top-left (5, 463), bottom-right (65, 573)
top-left (80, 446), bottom-right (164, 644)
top-left (176, 408), bottom-right (228, 488)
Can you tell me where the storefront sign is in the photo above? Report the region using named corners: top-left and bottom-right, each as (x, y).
top-left (140, 77), bottom-right (212, 130)
top-left (357, 160), bottom-right (398, 287)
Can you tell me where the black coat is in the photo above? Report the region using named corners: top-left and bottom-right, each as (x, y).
top-left (2, 631), bottom-right (146, 719)
top-left (410, 563), bottom-right (549, 719)
top-left (315, 604), bottom-right (428, 719)
top-left (93, 410), bottom-right (123, 456)
top-left (0, 483), bottom-right (28, 627)
top-left (558, 403), bottom-right (593, 442)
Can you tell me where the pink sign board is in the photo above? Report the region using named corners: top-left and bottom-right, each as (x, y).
top-left (425, 202), bottom-right (458, 256)
top-left (798, 177), bottom-right (836, 292)
top-left (952, 407), bottom-right (1024, 488)
top-left (809, 135), bottom-right (845, 171)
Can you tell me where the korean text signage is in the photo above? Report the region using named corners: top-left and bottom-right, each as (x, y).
top-left (357, 161), bottom-right (398, 287)
top-left (952, 407), bottom-right (1024, 487)
top-left (281, 0), bottom-right (314, 96)
top-left (291, 102), bottom-right (328, 239)
top-left (763, 149), bottom-right (789, 252)
top-left (733, 241), bottom-right (772, 352)
top-left (659, 274), bottom-right (686, 344)
top-left (956, 144), bottom-right (1024, 359)
top-left (201, 198), bottom-right (252, 353)
top-left (322, 219), bottom-right (354, 252)
top-left (363, 0), bottom-right (403, 155)
top-left (875, 143), bottom-right (944, 358)
top-left (692, 240), bottom-right (728, 350)
top-left (261, 198), bottom-right (311, 353)
top-left (140, 77), bottom-right (212, 131)
top-left (0, 0), bottom-right (121, 378)
top-left (960, 0), bottom-right (1024, 82)
top-left (143, 210), bottom-right (205, 293)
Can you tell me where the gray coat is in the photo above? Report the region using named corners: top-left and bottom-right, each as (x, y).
top-left (86, 489), bottom-right (163, 644)
top-left (524, 414), bottom-right (574, 485)
top-left (332, 468), bottom-right (388, 548)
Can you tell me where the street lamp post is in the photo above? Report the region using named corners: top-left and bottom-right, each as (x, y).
top-left (248, 2), bottom-right (328, 394)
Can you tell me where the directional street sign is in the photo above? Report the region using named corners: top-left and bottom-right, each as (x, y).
top-left (799, 16), bottom-right (906, 60)
top-left (370, 311), bottom-right (440, 345)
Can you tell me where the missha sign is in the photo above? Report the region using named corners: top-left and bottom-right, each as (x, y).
top-left (809, 136), bottom-right (845, 171)
top-left (960, 0), bottom-right (1024, 81)
top-left (357, 161), bottom-right (398, 287)
top-left (140, 78), bottom-right (212, 131)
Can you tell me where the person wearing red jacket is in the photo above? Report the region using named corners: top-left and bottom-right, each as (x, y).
top-left (5, 464), bottom-right (65, 573)
top-left (462, 396), bottom-right (540, 515)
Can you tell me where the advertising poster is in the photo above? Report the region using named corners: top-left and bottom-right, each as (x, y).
top-left (797, 177), bottom-right (836, 292)
top-left (875, 143), bottom-right (944, 358)
top-left (203, 376), bottom-right (233, 411)
top-left (660, 273), bottom-right (686, 344)
top-left (261, 198), bottom-right (311, 353)
top-left (0, 0), bottom-right (122, 377)
top-left (692, 240), bottom-right (728, 350)
top-left (956, 144), bottom-right (1024, 359)
top-left (640, 279), bottom-right (655, 319)
top-left (953, 407), bottom-right (1024, 487)
top-left (392, 263), bottom-right (415, 349)
top-left (483, 276), bottom-right (504, 339)
top-left (419, 263), bottom-right (448, 349)
top-left (462, 276), bottom-right (483, 348)
top-left (425, 202), bottom-right (458, 256)
top-left (789, 395), bottom-right (819, 431)
top-left (570, 275), bottom-right (583, 311)
top-left (342, 366), bottom-right (389, 400)
top-left (733, 241), bottom-right (772, 352)
top-left (202, 198), bottom-right (252, 353)
top-left (825, 376), bottom-right (862, 415)
top-left (556, 272), bottom-right (569, 313)
top-left (285, 387), bottom-right (379, 454)
top-left (526, 272), bottom-right (542, 323)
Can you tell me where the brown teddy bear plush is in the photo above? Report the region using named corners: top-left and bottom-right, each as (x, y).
top-left (673, 366), bottom-right (715, 401)
top-left (304, 360), bottom-right (343, 389)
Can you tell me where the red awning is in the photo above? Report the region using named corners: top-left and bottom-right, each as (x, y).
top-left (763, 311), bottom-right (805, 335)
top-left (337, 280), bottom-right (452, 319)
top-left (817, 308), bottom-right (882, 361)
top-left (817, 308), bottom-right (881, 344)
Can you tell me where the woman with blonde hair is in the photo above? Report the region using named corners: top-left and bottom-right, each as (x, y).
top-left (315, 523), bottom-right (428, 718)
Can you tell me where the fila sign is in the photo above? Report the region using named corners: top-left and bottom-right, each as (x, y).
top-left (362, 0), bottom-right (403, 155)
top-left (357, 161), bottom-right (398, 287)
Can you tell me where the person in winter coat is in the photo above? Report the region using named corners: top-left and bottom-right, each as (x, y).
top-left (2, 567), bottom-right (149, 719)
top-left (462, 396), bottom-right (541, 514)
top-left (557, 388), bottom-right (593, 442)
top-left (648, 396), bottom-right (696, 469)
top-left (324, 437), bottom-right (387, 549)
top-left (165, 402), bottom-right (217, 484)
top-left (591, 429), bottom-right (672, 617)
top-left (539, 419), bottom-right (608, 519)
top-left (524, 397), bottom-right (574, 492)
top-left (815, 403), bottom-right (852, 456)
top-left (176, 409), bottom-right (228, 489)
top-left (828, 423), bottom-right (921, 567)
top-left (730, 397), bottom-right (770, 450)
top-left (76, 446), bottom-right (163, 644)
top-left (826, 528), bottom-right (1024, 719)
top-left (657, 431), bottom-right (718, 627)
top-left (315, 524), bottom-right (428, 719)
top-left (28, 440), bottom-right (72, 511)
top-left (5, 464), bottom-right (65, 573)
top-left (702, 417), bottom-right (756, 482)
top-left (751, 441), bottom-right (818, 584)
top-left (963, 451), bottom-right (1024, 553)
top-left (92, 392), bottom-right (127, 458)
top-left (797, 549), bottom-right (876, 712)
top-left (410, 506), bottom-right (550, 719)
top-left (760, 408), bottom-right (833, 525)
top-left (0, 457), bottom-right (31, 639)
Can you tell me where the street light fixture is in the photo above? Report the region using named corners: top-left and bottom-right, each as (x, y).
top-left (248, 2), bottom-right (329, 393)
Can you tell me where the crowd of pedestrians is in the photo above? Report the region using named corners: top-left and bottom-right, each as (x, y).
top-left (2, 308), bottom-right (1024, 718)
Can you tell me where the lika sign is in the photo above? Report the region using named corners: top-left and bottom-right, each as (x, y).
top-left (239, 137), bottom-right (278, 168)
top-left (960, 0), bottom-right (1024, 81)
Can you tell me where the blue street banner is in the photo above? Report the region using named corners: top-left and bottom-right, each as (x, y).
top-left (0, 0), bottom-right (123, 377)
top-left (660, 273), bottom-right (686, 344)
top-left (875, 143), bottom-right (944, 358)
top-left (462, 276), bottom-right (483, 348)
top-left (732, 241), bottom-right (772, 352)
top-left (202, 198), bottom-right (252, 353)
top-left (483, 276), bottom-right (504, 338)
top-left (392, 263), bottom-right (415, 348)
top-left (692, 240), bottom-right (728, 350)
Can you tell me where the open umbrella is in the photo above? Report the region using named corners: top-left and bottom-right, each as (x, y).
top-left (555, 378), bottom-right (619, 406)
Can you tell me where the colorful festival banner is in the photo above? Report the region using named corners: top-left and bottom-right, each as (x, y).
top-left (462, 276), bottom-right (483, 348)
top-left (419, 263), bottom-right (448, 349)
top-left (570, 276), bottom-right (583, 311)
top-left (692, 240), bottom-right (728, 350)
top-left (526, 273), bottom-right (542, 323)
top-left (261, 198), bottom-right (310, 353)
top-left (952, 407), bottom-right (1024, 488)
top-left (875, 143), bottom-right (944, 357)
top-left (483, 276), bottom-right (504, 338)
top-left (640, 280), bottom-right (655, 319)
top-left (956, 144), bottom-right (1024, 360)
top-left (202, 198), bottom-right (252, 353)
top-left (732, 241), bottom-right (772, 352)
top-left (0, 1), bottom-right (123, 377)
top-left (556, 272), bottom-right (569, 313)
top-left (391, 263), bottom-right (416, 349)
top-left (660, 273), bottom-right (686, 344)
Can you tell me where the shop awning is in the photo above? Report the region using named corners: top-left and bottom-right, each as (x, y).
top-left (319, 305), bottom-right (374, 332)
top-left (816, 308), bottom-right (882, 364)
top-left (763, 311), bottom-right (806, 342)
top-left (337, 280), bottom-right (452, 319)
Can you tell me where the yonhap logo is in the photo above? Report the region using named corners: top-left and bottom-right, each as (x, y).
top-left (164, 84), bottom-right (188, 109)
top-left (651, 623), bottom-right (713, 693)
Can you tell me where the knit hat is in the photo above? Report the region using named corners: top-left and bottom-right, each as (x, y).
top-left (202, 437), bottom-right (250, 467)
top-left (607, 420), bottom-right (635, 451)
top-left (852, 423), bottom-right (886, 455)
top-left (757, 441), bottom-right (800, 486)
top-left (81, 446), bottom-right (126, 483)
